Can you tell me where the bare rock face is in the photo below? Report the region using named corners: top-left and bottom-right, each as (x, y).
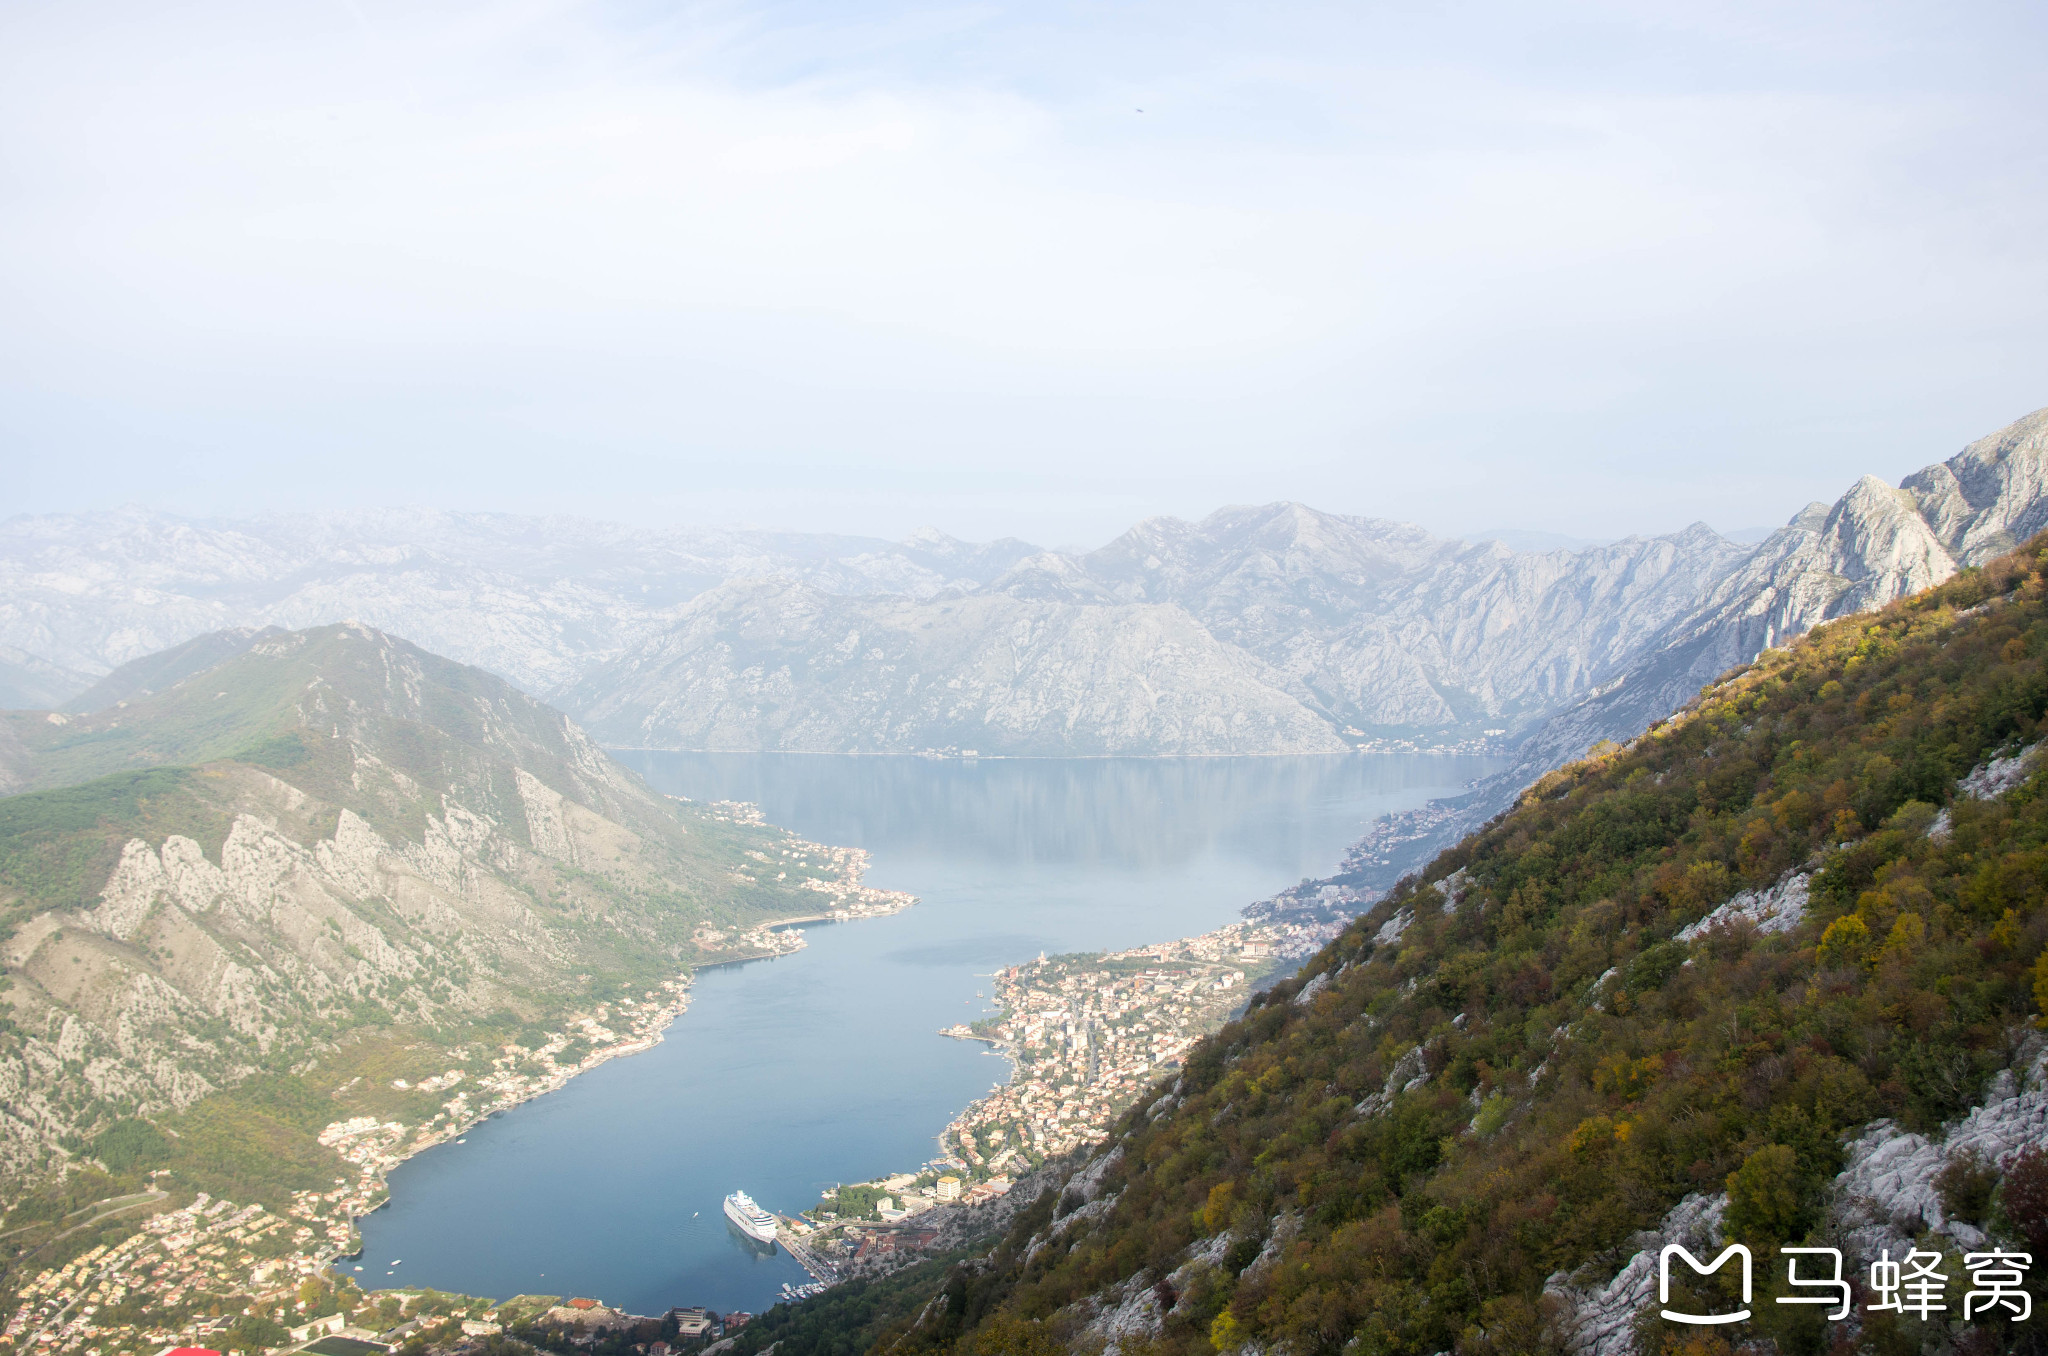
top-left (1539, 1037), bottom-right (2048, 1356)
top-left (0, 764), bottom-right (565, 1186)
top-left (562, 505), bottom-right (1758, 753)
top-left (1529, 476), bottom-right (1962, 769)
top-left (560, 579), bottom-right (1348, 755)
top-left (1903, 406), bottom-right (2048, 561)
top-left (1544, 1192), bottom-right (1728, 1356)
top-left (990, 504), bottom-right (1752, 734)
top-left (1295, 406), bottom-right (2048, 894)
top-left (0, 623), bottom-right (877, 1192)
top-left (1832, 1034), bottom-right (2048, 1261)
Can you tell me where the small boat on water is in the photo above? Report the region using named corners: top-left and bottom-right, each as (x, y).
top-left (724, 1190), bottom-right (778, 1244)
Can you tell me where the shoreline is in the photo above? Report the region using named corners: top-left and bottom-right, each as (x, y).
top-left (322, 889), bottom-right (916, 1280)
top-left (797, 919), bottom-right (1290, 1255)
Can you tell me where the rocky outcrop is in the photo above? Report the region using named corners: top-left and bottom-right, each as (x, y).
top-left (1958, 740), bottom-right (2043, 800)
top-left (1545, 1192), bottom-right (1728, 1356)
top-left (0, 774), bottom-right (556, 1186)
top-left (1675, 871), bottom-right (1809, 942)
top-left (1832, 1035), bottom-right (2048, 1260)
top-left (1542, 1036), bottom-right (2048, 1356)
top-left (1902, 406), bottom-right (2048, 560)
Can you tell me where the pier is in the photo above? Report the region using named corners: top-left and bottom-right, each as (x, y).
top-left (775, 1222), bottom-right (840, 1288)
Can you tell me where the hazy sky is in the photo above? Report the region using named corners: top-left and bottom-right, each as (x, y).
top-left (4, 1), bottom-right (2045, 549)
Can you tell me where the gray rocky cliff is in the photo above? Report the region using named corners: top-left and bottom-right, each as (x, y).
top-left (0, 623), bottom-right (872, 1190)
top-left (990, 503), bottom-right (1753, 733)
top-left (558, 578), bottom-right (1349, 756)
top-left (1315, 406), bottom-right (2048, 898)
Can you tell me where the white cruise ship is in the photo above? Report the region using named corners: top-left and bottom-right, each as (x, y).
top-left (723, 1190), bottom-right (779, 1245)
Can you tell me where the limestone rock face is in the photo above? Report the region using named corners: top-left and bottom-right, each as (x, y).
top-left (1541, 1037), bottom-right (2048, 1355)
top-left (0, 769), bottom-right (570, 1186)
top-left (1832, 1036), bottom-right (2048, 1259)
top-left (560, 506), bottom-right (1757, 752)
top-left (1505, 410), bottom-right (2047, 780)
top-left (1007, 506), bottom-right (1753, 733)
top-left (0, 623), bottom-right (879, 1191)
top-left (1299, 406), bottom-right (2048, 894)
top-left (560, 579), bottom-right (1348, 755)
top-left (1903, 405), bottom-right (2048, 561)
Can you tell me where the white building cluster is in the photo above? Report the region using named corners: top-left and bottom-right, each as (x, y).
top-left (937, 923), bottom-right (1274, 1168)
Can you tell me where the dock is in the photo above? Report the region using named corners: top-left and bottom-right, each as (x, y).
top-left (775, 1220), bottom-right (841, 1288)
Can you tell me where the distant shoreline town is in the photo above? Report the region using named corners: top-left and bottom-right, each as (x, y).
top-left (778, 916), bottom-right (1310, 1284)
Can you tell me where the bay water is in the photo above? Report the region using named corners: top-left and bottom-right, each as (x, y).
top-left (348, 753), bottom-right (1497, 1316)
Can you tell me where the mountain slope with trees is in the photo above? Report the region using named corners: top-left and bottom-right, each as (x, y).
top-left (781, 537), bottom-right (2048, 1356)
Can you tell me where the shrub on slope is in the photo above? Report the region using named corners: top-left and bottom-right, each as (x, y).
top-left (874, 541), bottom-right (2048, 1356)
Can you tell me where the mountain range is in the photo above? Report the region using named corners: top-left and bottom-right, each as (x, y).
top-left (3, 408), bottom-right (2045, 772)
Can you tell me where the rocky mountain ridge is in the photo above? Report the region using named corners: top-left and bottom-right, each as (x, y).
top-left (561, 406), bottom-right (2048, 758)
top-left (561, 578), bottom-right (1350, 756)
top-left (1298, 405), bottom-right (2048, 893)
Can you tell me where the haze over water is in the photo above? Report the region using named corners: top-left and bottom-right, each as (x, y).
top-left (349, 754), bottom-right (1499, 1315)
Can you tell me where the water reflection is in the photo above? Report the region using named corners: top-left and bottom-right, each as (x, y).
top-left (611, 751), bottom-right (1493, 877)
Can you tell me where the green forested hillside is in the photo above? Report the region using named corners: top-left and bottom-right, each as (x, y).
top-left (828, 542), bottom-right (2048, 1355)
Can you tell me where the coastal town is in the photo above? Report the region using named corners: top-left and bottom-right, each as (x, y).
top-left (932, 921), bottom-right (1279, 1167)
top-left (0, 892), bottom-right (1286, 1356)
top-left (0, 820), bottom-right (915, 1356)
top-left (0, 979), bottom-right (703, 1356)
top-left (774, 916), bottom-right (1301, 1282)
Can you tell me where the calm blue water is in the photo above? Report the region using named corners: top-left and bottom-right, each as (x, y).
top-left (350, 754), bottom-right (1498, 1315)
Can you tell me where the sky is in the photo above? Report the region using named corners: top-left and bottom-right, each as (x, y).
top-left (3, 0), bottom-right (2046, 550)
